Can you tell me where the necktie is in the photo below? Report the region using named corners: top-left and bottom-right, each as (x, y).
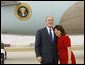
top-left (50, 29), bottom-right (53, 43)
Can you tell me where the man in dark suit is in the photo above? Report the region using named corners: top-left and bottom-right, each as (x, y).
top-left (35, 16), bottom-right (58, 64)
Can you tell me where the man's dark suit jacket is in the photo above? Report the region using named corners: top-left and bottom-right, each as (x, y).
top-left (35, 27), bottom-right (58, 64)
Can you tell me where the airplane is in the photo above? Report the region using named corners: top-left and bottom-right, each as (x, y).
top-left (1, 1), bottom-right (84, 35)
top-left (1, 1), bottom-right (84, 64)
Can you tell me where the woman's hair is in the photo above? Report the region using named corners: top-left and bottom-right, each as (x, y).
top-left (54, 25), bottom-right (67, 36)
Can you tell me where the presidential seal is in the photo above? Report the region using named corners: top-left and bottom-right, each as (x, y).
top-left (14, 3), bottom-right (32, 21)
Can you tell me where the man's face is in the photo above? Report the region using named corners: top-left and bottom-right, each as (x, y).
top-left (45, 17), bottom-right (54, 28)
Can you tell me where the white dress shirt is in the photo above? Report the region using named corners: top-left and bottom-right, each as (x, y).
top-left (46, 26), bottom-right (54, 41)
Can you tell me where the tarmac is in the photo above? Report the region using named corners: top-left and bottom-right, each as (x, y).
top-left (5, 50), bottom-right (84, 64)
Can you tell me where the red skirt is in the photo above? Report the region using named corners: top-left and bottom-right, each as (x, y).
top-left (60, 51), bottom-right (76, 64)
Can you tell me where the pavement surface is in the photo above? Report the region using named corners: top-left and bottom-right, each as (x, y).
top-left (5, 50), bottom-right (84, 64)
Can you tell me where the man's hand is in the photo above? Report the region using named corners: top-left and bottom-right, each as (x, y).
top-left (36, 56), bottom-right (42, 63)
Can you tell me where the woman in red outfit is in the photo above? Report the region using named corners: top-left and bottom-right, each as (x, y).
top-left (54, 25), bottom-right (76, 64)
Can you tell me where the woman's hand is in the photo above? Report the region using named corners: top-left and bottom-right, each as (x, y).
top-left (68, 60), bottom-right (72, 64)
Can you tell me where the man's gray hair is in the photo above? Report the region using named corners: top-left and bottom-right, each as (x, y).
top-left (45, 16), bottom-right (54, 21)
